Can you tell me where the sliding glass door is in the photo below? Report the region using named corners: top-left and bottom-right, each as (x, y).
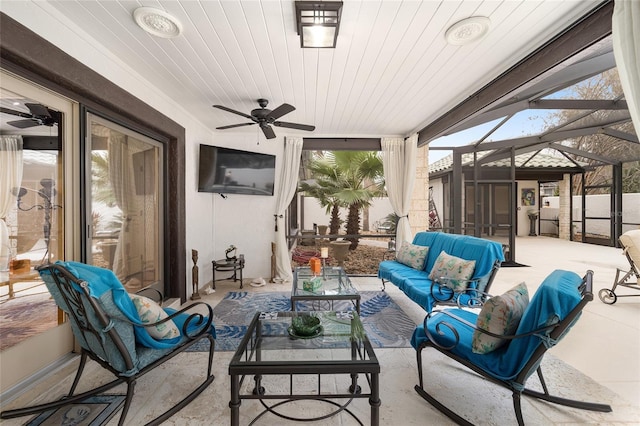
top-left (87, 114), bottom-right (164, 293)
top-left (1, 69), bottom-right (75, 391)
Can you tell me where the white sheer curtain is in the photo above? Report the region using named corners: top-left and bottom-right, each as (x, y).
top-left (0, 136), bottom-right (23, 271)
top-left (108, 131), bottom-right (135, 280)
top-left (382, 134), bottom-right (417, 246)
top-left (274, 137), bottom-right (303, 283)
top-left (613, 0), bottom-right (640, 131)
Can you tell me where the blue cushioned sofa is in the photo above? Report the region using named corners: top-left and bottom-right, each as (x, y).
top-left (378, 232), bottom-right (505, 312)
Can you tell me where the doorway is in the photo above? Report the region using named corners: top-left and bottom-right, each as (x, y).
top-left (464, 182), bottom-right (513, 262)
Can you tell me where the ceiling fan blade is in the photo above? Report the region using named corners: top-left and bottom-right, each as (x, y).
top-left (273, 121), bottom-right (316, 131)
top-left (216, 122), bottom-right (256, 130)
top-left (0, 107), bottom-right (32, 118)
top-left (213, 105), bottom-right (255, 121)
top-left (213, 105), bottom-right (256, 121)
top-left (7, 119), bottom-right (38, 128)
top-left (260, 124), bottom-right (276, 139)
top-left (267, 103), bottom-right (295, 120)
top-left (25, 103), bottom-right (51, 117)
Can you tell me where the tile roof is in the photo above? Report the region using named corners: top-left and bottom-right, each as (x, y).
top-left (429, 151), bottom-right (585, 174)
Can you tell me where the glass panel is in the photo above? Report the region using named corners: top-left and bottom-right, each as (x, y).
top-left (88, 114), bottom-right (163, 293)
top-left (1, 88), bottom-right (64, 351)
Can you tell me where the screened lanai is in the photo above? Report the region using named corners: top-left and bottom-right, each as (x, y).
top-left (420, 4), bottom-right (640, 263)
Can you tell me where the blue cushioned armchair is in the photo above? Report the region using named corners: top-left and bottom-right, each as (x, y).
top-left (411, 269), bottom-right (612, 425)
top-left (0, 262), bottom-right (216, 426)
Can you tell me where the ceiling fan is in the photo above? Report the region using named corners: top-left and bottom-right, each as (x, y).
top-left (0, 103), bottom-right (59, 128)
top-left (213, 99), bottom-right (315, 139)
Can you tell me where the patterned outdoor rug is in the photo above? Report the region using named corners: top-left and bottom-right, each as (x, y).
top-left (187, 291), bottom-right (416, 351)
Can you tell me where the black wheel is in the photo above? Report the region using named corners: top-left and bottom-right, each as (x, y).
top-left (598, 288), bottom-right (617, 304)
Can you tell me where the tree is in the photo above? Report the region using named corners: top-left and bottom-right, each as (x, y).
top-left (541, 69), bottom-right (640, 193)
top-left (298, 176), bottom-right (343, 240)
top-left (299, 151), bottom-right (385, 250)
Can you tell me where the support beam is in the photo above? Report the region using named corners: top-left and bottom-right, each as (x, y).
top-left (302, 138), bottom-right (381, 151)
top-left (456, 116), bottom-right (632, 155)
top-left (530, 99), bottom-right (627, 110)
top-left (602, 128), bottom-right (639, 144)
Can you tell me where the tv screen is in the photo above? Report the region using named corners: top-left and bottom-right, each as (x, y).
top-left (198, 145), bottom-right (276, 196)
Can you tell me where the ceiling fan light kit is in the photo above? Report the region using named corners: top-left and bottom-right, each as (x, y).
top-left (445, 16), bottom-right (491, 46)
top-left (133, 7), bottom-right (183, 39)
top-left (295, 1), bottom-right (343, 48)
top-left (213, 99), bottom-right (316, 139)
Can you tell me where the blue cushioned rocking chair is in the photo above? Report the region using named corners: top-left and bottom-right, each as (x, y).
top-left (0, 262), bottom-right (216, 426)
top-left (411, 269), bottom-right (612, 425)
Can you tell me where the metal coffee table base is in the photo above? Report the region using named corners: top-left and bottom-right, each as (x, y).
top-left (229, 311), bottom-right (380, 425)
top-left (230, 371), bottom-right (380, 425)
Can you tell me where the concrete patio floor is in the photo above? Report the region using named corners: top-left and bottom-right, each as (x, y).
top-left (1, 235), bottom-right (639, 425)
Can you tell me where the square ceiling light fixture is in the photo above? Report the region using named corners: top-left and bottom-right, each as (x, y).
top-left (295, 1), bottom-right (343, 48)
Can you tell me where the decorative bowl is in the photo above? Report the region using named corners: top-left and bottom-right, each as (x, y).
top-left (291, 315), bottom-right (321, 337)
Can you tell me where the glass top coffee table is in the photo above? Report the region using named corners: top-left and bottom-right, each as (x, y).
top-left (292, 266), bottom-right (361, 313)
top-left (228, 311), bottom-right (380, 425)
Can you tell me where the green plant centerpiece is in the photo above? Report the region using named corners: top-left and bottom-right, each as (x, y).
top-left (290, 315), bottom-right (322, 337)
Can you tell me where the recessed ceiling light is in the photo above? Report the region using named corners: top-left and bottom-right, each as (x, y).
top-left (133, 7), bottom-right (183, 39)
top-left (445, 16), bottom-right (490, 46)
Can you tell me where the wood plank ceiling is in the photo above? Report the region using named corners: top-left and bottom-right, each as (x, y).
top-left (8, 0), bottom-right (605, 139)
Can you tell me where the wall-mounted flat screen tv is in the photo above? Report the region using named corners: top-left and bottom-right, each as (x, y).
top-left (198, 144), bottom-right (276, 196)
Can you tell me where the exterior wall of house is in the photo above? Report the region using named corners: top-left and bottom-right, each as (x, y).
top-left (410, 145), bottom-right (429, 235)
top-left (558, 174), bottom-right (572, 240)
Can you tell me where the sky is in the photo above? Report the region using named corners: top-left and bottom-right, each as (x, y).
top-left (427, 109), bottom-right (557, 164)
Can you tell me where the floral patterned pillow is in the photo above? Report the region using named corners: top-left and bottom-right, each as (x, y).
top-left (472, 282), bottom-right (529, 354)
top-left (129, 294), bottom-right (180, 340)
top-left (428, 251), bottom-right (476, 291)
top-left (396, 243), bottom-right (429, 270)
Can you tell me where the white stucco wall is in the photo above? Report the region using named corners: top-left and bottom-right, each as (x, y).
top-left (542, 193), bottom-right (640, 236)
top-left (202, 134), bottom-right (282, 283)
top-left (301, 196), bottom-right (394, 232)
